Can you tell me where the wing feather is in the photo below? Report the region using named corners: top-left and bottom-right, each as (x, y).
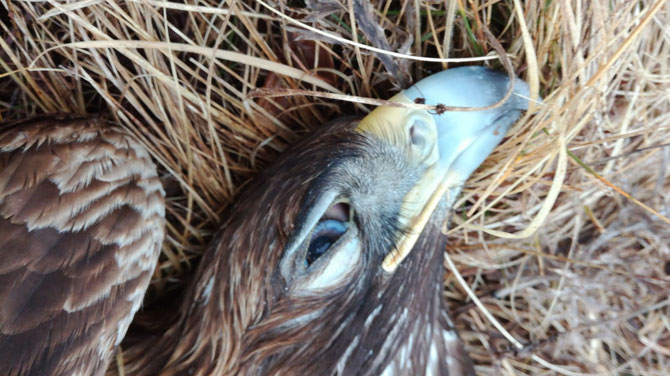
top-left (0, 117), bottom-right (165, 376)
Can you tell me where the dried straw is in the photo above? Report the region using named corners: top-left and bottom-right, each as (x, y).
top-left (1, 0), bottom-right (669, 374)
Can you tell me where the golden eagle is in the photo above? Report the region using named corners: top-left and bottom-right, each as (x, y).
top-left (0, 67), bottom-right (529, 375)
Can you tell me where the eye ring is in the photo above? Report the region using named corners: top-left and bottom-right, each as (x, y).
top-left (302, 200), bottom-right (352, 268)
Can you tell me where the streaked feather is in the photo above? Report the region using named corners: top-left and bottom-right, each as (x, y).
top-left (0, 117), bottom-right (165, 376)
top-left (120, 118), bottom-right (473, 376)
top-left (1, 116), bottom-right (473, 376)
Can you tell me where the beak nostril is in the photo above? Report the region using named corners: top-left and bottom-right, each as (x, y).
top-left (408, 117), bottom-right (439, 165)
top-left (409, 119), bottom-right (430, 148)
top-left (409, 124), bottom-right (421, 147)
top-left (409, 122), bottom-right (424, 147)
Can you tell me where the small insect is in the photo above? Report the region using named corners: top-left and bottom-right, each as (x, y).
top-left (435, 103), bottom-right (448, 115)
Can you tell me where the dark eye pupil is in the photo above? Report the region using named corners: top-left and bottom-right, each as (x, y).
top-left (306, 237), bottom-right (334, 266)
top-left (306, 219), bottom-right (347, 267)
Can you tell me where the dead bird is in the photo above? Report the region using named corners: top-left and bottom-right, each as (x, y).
top-left (0, 66), bottom-right (529, 376)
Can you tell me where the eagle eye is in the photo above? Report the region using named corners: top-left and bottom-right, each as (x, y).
top-left (280, 193), bottom-right (360, 291)
top-left (305, 219), bottom-right (347, 266)
top-left (305, 201), bottom-right (351, 267)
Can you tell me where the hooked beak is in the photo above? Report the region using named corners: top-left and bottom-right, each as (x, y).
top-left (356, 66), bottom-right (531, 272)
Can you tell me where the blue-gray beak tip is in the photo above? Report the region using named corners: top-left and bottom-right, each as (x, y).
top-left (404, 66), bottom-right (530, 113)
top-left (403, 66), bottom-right (531, 184)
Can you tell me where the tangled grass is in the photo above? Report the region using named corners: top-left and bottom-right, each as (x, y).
top-left (1, 0), bottom-right (669, 374)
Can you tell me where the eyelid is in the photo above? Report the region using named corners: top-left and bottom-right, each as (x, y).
top-left (302, 199), bottom-right (352, 269)
top-left (305, 219), bottom-right (349, 267)
top-left (314, 218), bottom-right (347, 234)
top-left (280, 192), bottom-right (362, 293)
top-left (323, 201), bottom-right (351, 222)
top-left (280, 190), bottom-right (340, 283)
top-left (296, 227), bottom-right (361, 292)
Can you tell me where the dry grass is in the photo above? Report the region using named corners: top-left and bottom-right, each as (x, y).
top-left (2, 0), bottom-right (670, 374)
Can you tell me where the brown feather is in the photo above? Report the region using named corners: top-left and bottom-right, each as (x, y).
top-left (1, 115), bottom-right (473, 375)
top-left (122, 117), bottom-right (473, 376)
top-left (0, 117), bottom-right (165, 376)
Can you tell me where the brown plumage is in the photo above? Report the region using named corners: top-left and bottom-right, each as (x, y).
top-left (0, 116), bottom-right (472, 376)
top-left (122, 117), bottom-right (475, 376)
top-left (0, 67), bottom-right (529, 376)
top-left (0, 117), bottom-right (165, 376)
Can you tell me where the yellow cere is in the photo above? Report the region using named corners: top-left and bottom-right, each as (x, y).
top-left (355, 93), bottom-right (456, 273)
